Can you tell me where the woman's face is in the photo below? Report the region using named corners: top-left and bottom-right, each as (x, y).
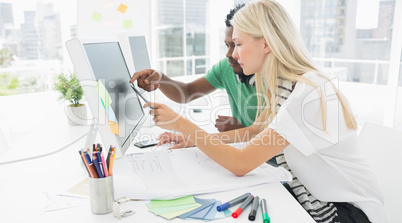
top-left (232, 27), bottom-right (270, 75)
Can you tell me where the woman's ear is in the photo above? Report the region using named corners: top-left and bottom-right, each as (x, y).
top-left (263, 38), bottom-right (271, 54)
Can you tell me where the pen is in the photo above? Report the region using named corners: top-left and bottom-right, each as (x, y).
top-left (84, 151), bottom-right (99, 178)
top-left (96, 151), bottom-right (104, 177)
top-left (101, 152), bottom-right (109, 177)
top-left (216, 193), bottom-right (250, 211)
top-left (79, 150), bottom-right (92, 177)
top-left (93, 152), bottom-right (104, 178)
top-left (248, 196), bottom-right (260, 221)
top-left (108, 148), bottom-right (116, 176)
top-left (232, 194), bottom-right (254, 218)
top-left (106, 145), bottom-right (113, 168)
top-left (130, 85), bottom-right (154, 109)
top-left (261, 199), bottom-right (270, 223)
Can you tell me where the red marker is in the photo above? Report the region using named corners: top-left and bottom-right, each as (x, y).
top-left (232, 194), bottom-right (254, 218)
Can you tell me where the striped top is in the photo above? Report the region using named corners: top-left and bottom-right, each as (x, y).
top-left (273, 77), bottom-right (339, 222)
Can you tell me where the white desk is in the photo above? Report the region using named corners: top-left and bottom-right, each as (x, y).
top-left (0, 92), bottom-right (315, 222)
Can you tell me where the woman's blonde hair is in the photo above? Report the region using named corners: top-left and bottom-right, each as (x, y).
top-left (231, 0), bottom-right (357, 130)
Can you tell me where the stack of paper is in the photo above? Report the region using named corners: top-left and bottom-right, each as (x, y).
top-left (146, 195), bottom-right (232, 220)
top-left (114, 148), bottom-right (292, 200)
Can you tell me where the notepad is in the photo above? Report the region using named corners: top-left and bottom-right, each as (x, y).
top-left (114, 148), bottom-right (292, 200)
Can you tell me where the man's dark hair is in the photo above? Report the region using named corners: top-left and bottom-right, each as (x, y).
top-left (225, 4), bottom-right (245, 27)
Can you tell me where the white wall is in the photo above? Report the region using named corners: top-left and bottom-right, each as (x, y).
top-left (76, 0), bottom-right (151, 41)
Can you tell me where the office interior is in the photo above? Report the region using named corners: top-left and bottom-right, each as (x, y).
top-left (0, 0), bottom-right (401, 222)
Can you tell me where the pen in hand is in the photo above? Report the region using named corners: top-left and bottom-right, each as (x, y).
top-left (130, 84), bottom-right (154, 109)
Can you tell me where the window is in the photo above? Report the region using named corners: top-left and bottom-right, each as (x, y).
top-left (154, 0), bottom-right (211, 77)
top-left (299, 0), bottom-right (402, 129)
top-left (0, 1), bottom-right (77, 95)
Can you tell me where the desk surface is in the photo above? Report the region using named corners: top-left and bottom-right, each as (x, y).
top-left (0, 92), bottom-right (314, 222)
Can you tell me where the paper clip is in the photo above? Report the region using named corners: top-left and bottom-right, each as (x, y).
top-left (113, 197), bottom-right (137, 219)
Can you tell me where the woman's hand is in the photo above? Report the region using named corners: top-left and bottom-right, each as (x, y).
top-left (157, 132), bottom-right (195, 149)
top-left (144, 102), bottom-right (186, 131)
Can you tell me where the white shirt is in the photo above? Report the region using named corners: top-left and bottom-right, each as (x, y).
top-left (269, 72), bottom-right (386, 223)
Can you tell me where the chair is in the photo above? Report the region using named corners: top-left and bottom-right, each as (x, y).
top-left (359, 122), bottom-right (402, 223)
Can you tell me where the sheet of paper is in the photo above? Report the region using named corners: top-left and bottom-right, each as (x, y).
top-left (151, 195), bottom-right (196, 208)
top-left (186, 199), bottom-right (215, 219)
top-left (203, 200), bottom-right (221, 220)
top-left (146, 203), bottom-right (198, 215)
top-left (114, 148), bottom-right (292, 200)
top-left (159, 204), bottom-right (201, 220)
top-left (179, 197), bottom-right (216, 219)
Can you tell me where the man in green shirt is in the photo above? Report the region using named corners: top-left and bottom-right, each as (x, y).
top-left (129, 4), bottom-right (257, 132)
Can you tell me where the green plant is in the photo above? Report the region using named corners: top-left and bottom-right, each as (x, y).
top-left (53, 73), bottom-right (83, 107)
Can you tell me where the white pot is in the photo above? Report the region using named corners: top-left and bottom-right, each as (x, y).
top-left (65, 104), bottom-right (88, 126)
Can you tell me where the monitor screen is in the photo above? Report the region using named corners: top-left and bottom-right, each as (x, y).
top-left (83, 42), bottom-right (145, 148)
top-left (129, 36), bottom-right (151, 72)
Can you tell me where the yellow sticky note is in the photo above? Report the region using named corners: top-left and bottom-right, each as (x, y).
top-left (109, 120), bottom-right (120, 135)
top-left (123, 20), bottom-right (132, 29)
top-left (117, 3), bottom-right (128, 13)
top-left (91, 12), bottom-right (101, 21)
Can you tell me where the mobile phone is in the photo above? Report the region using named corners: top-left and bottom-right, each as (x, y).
top-left (134, 139), bottom-right (158, 148)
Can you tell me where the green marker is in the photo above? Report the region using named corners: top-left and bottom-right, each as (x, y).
top-left (261, 199), bottom-right (270, 223)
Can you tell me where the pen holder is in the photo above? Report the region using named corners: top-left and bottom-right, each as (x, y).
top-left (89, 176), bottom-right (114, 214)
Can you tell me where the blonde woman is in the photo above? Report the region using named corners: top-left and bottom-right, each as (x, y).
top-left (144, 0), bottom-right (385, 222)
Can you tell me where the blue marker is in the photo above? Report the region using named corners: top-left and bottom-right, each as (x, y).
top-left (216, 193), bottom-right (250, 211)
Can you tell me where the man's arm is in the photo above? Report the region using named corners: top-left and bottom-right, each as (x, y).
top-left (130, 69), bottom-right (216, 103)
top-left (158, 74), bottom-right (216, 103)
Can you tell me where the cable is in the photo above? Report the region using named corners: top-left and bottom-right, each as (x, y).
top-left (0, 132), bottom-right (88, 166)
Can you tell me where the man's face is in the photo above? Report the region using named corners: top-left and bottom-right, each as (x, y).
top-left (224, 26), bottom-right (243, 74)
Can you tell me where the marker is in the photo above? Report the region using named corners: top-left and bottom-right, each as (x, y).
top-left (92, 152), bottom-right (104, 178)
top-left (248, 196), bottom-right (260, 221)
top-left (217, 193), bottom-right (250, 212)
top-left (84, 151), bottom-right (99, 178)
top-left (97, 151), bottom-right (104, 177)
top-left (232, 194), bottom-right (254, 218)
top-left (261, 199), bottom-right (270, 223)
top-left (101, 152), bottom-right (109, 177)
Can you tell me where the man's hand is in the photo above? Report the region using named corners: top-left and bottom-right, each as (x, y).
top-left (129, 69), bottom-right (162, 92)
top-left (215, 115), bottom-right (245, 132)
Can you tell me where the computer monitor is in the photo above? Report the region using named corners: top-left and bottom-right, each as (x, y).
top-left (66, 38), bottom-right (146, 158)
top-left (129, 36), bottom-right (151, 72)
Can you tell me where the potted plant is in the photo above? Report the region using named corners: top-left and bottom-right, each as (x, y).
top-left (53, 73), bottom-right (87, 125)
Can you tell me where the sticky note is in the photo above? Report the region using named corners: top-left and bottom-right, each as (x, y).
top-left (158, 204), bottom-right (201, 220)
top-left (96, 80), bottom-right (112, 109)
top-left (187, 201), bottom-right (215, 219)
top-left (123, 20), bottom-right (132, 29)
top-left (105, 105), bottom-right (118, 123)
top-left (117, 3), bottom-right (128, 13)
top-left (109, 120), bottom-right (120, 135)
top-left (91, 12), bottom-right (101, 21)
top-left (146, 203), bottom-right (198, 215)
top-left (179, 197), bottom-right (216, 219)
top-left (151, 195), bottom-right (196, 208)
top-left (203, 200), bottom-right (221, 220)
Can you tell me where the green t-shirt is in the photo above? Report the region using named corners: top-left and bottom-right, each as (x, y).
top-left (205, 58), bottom-right (258, 127)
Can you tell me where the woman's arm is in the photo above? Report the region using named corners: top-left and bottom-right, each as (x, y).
top-left (147, 102), bottom-right (288, 176)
